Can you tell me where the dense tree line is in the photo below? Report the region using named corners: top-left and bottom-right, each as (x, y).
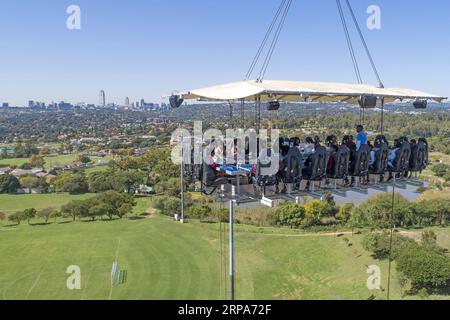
top-left (363, 231), bottom-right (450, 295)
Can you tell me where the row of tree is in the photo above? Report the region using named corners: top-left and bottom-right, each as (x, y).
top-left (3, 191), bottom-right (137, 225)
top-left (363, 231), bottom-right (450, 295)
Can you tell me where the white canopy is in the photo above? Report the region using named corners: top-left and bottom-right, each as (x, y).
top-left (180, 80), bottom-right (446, 104)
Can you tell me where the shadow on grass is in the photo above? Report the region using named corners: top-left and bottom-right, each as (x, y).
top-left (129, 216), bottom-right (145, 221)
top-left (58, 221), bottom-right (74, 225)
top-left (3, 224), bottom-right (19, 228)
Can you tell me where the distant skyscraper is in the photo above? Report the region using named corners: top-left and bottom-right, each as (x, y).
top-left (99, 90), bottom-right (106, 107)
top-left (125, 97), bottom-right (130, 107)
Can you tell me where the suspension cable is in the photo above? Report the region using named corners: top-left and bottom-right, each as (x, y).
top-left (258, 0), bottom-right (293, 82)
top-left (336, 0), bottom-right (363, 84)
top-left (245, 0), bottom-right (287, 80)
top-left (344, 0), bottom-right (384, 88)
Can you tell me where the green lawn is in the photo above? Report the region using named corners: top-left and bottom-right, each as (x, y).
top-left (1, 206), bottom-right (449, 300)
top-left (0, 154), bottom-right (112, 169)
top-left (0, 194), bottom-right (94, 214)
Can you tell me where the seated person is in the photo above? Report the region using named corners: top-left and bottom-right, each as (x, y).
top-left (305, 136), bottom-right (314, 145)
top-left (343, 135), bottom-right (357, 162)
top-left (388, 139), bottom-right (401, 170)
top-left (209, 149), bottom-right (222, 175)
top-left (368, 141), bottom-right (376, 167)
top-left (314, 136), bottom-right (322, 148)
top-left (343, 135), bottom-right (357, 185)
top-left (292, 137), bottom-right (301, 147)
top-left (326, 144), bottom-right (339, 175)
top-left (326, 135), bottom-right (338, 151)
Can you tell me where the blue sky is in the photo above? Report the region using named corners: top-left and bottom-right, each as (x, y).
top-left (0, 0), bottom-right (449, 106)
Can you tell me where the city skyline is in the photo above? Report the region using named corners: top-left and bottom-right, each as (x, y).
top-left (1, 0), bottom-right (449, 105)
top-left (14, 89), bottom-right (166, 109)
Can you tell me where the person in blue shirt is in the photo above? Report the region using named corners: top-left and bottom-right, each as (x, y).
top-left (356, 125), bottom-right (368, 151)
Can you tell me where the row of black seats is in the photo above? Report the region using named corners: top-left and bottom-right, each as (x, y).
top-left (185, 136), bottom-right (429, 193)
top-left (257, 136), bottom-right (429, 187)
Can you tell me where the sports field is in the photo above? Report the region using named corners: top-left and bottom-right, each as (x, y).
top-left (0, 154), bottom-right (112, 170)
top-left (2, 199), bottom-right (449, 300)
top-left (0, 194), bottom-right (93, 214)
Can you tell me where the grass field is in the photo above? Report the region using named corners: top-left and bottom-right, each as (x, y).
top-left (0, 154), bottom-right (112, 169)
top-left (0, 194), bottom-right (94, 214)
top-left (1, 202), bottom-right (449, 300)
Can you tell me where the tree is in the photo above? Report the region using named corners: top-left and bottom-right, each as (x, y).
top-left (61, 200), bottom-right (88, 221)
top-left (23, 208), bottom-right (37, 224)
top-left (336, 203), bottom-right (354, 223)
top-left (76, 154), bottom-right (92, 164)
top-left (444, 172), bottom-right (450, 182)
top-left (153, 196), bottom-right (181, 216)
top-left (53, 173), bottom-right (88, 194)
top-left (118, 203), bottom-right (133, 219)
top-left (87, 203), bottom-right (110, 221)
top-left (303, 200), bottom-right (333, 226)
top-left (188, 205), bottom-right (212, 221)
top-left (8, 211), bottom-right (25, 225)
top-left (362, 232), bottom-right (417, 260)
top-left (37, 208), bottom-right (56, 224)
top-left (88, 171), bottom-right (145, 194)
top-left (96, 191), bottom-right (137, 220)
top-left (29, 155), bottom-right (46, 168)
top-left (154, 178), bottom-right (184, 197)
top-left (431, 164), bottom-right (449, 178)
top-left (40, 146), bottom-right (50, 156)
top-left (276, 203), bottom-right (305, 228)
top-left (20, 175), bottom-right (39, 193)
top-left (396, 247), bottom-right (450, 291)
top-left (50, 210), bottom-right (61, 224)
top-left (359, 193), bottom-right (412, 228)
top-left (0, 174), bottom-right (20, 194)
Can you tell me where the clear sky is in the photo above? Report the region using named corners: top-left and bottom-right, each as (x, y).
top-left (0, 0), bottom-right (449, 106)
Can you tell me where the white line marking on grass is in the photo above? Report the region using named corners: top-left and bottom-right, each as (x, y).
top-left (2, 273), bottom-right (34, 300)
top-left (108, 237), bottom-right (121, 300)
top-left (80, 274), bottom-right (91, 300)
top-left (25, 270), bottom-right (43, 300)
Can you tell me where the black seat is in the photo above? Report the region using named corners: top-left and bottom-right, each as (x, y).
top-left (419, 138), bottom-right (429, 169)
top-left (253, 149), bottom-right (279, 188)
top-left (304, 146), bottom-right (327, 182)
top-left (327, 145), bottom-right (350, 179)
top-left (409, 139), bottom-right (428, 172)
top-left (349, 144), bottom-right (370, 177)
top-left (369, 143), bottom-right (389, 175)
top-left (202, 162), bottom-right (227, 193)
top-left (390, 142), bottom-right (411, 173)
top-left (283, 147), bottom-right (303, 184)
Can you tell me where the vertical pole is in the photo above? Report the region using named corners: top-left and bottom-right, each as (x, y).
top-left (255, 96), bottom-right (258, 133)
top-left (180, 137), bottom-right (185, 222)
top-left (381, 99), bottom-right (385, 135)
top-left (229, 101), bottom-right (233, 128)
top-left (387, 173), bottom-right (396, 300)
top-left (241, 98), bottom-right (245, 129)
top-left (229, 200), bottom-right (236, 300)
top-left (256, 95), bottom-right (261, 134)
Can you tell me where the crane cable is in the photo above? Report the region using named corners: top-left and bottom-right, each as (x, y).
top-left (336, 0), bottom-right (363, 84)
top-left (245, 0), bottom-right (288, 80)
top-left (344, 0), bottom-right (384, 88)
top-left (258, 0), bottom-right (293, 82)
